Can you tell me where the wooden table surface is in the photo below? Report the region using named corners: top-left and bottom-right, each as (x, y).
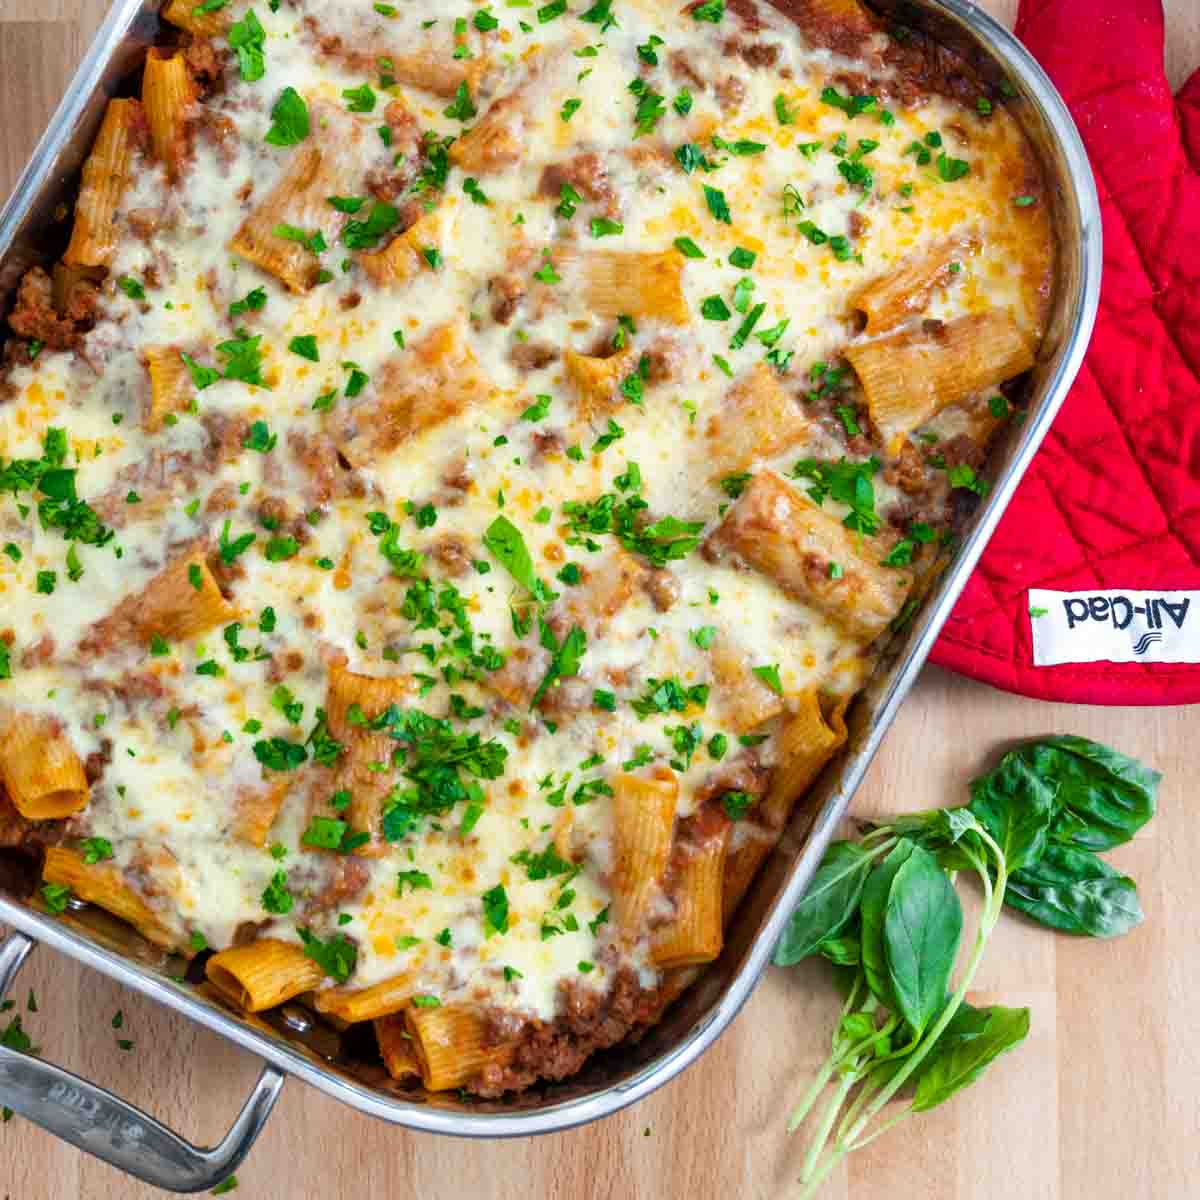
top-left (1, 2), bottom-right (1198, 1197)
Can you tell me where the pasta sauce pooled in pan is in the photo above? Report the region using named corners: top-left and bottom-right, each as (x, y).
top-left (0, 0), bottom-right (1052, 1094)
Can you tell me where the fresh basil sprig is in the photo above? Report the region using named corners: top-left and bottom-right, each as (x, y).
top-left (774, 735), bottom-right (1159, 1196)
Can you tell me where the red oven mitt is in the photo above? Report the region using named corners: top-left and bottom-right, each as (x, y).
top-left (929, 0), bottom-right (1200, 705)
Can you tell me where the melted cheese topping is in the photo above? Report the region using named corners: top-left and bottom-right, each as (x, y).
top-left (0, 0), bottom-right (1052, 1027)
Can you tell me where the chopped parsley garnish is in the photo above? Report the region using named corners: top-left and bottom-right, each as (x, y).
top-left (463, 177), bottom-right (489, 205)
top-left (820, 86), bottom-right (876, 118)
top-left (342, 83), bottom-right (376, 112)
top-left (556, 183), bottom-right (582, 219)
top-left (396, 869), bottom-right (434, 894)
top-left (261, 869), bottom-right (293, 914)
top-left (729, 302), bottom-right (766, 349)
top-left (511, 843), bottom-right (576, 880)
top-left (444, 81), bottom-right (477, 122)
top-left (948, 464), bottom-right (989, 495)
top-left (561, 97), bottom-right (582, 122)
top-left (703, 185), bottom-right (732, 224)
top-left (521, 394), bottom-right (552, 422)
top-left (298, 928), bottom-right (357, 982)
top-left (590, 217), bottom-right (623, 238)
top-left (751, 664), bottom-right (783, 695)
top-left (253, 737), bottom-right (307, 771)
top-left (80, 837), bottom-right (113, 864)
top-left (631, 677), bottom-right (709, 717)
top-left (341, 201), bottom-right (399, 250)
top-left (579, 0), bottom-right (618, 31)
top-left (228, 10), bottom-right (267, 82)
top-left (674, 143), bottom-right (714, 175)
top-left (265, 535), bottom-right (299, 561)
top-left (592, 419), bottom-right (625, 452)
top-left (117, 276), bottom-right (145, 301)
top-left (723, 791), bottom-right (755, 820)
top-left (229, 287), bottom-right (267, 319)
top-left (562, 479), bottom-right (704, 567)
top-left (265, 86), bottom-right (309, 145)
top-left (691, 0), bottom-right (724, 21)
top-left (243, 420), bottom-right (276, 453)
top-left (937, 152), bottom-right (970, 182)
top-left (629, 79), bottom-right (666, 137)
top-left (531, 621), bottom-right (586, 710)
top-left (482, 883), bottom-right (510, 936)
top-left (377, 707), bottom-right (508, 840)
top-left (792, 456), bottom-right (881, 535)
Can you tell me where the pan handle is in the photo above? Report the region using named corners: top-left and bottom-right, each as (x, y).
top-left (0, 930), bottom-right (284, 1193)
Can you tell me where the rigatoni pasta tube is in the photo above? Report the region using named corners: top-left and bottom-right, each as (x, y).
top-left (610, 769), bottom-right (677, 937)
top-left (846, 310), bottom-right (1035, 450)
top-left (228, 120), bottom-right (357, 294)
top-left (762, 688), bottom-right (848, 828)
top-left (710, 638), bottom-right (784, 734)
top-left (721, 834), bottom-right (773, 924)
top-left (161, 0), bottom-right (228, 36)
top-left (42, 847), bottom-right (177, 950)
top-left (64, 99), bottom-right (142, 269)
top-left (375, 1014), bottom-right (422, 1082)
top-left (320, 664), bottom-right (414, 854)
top-left (852, 234), bottom-right (979, 333)
top-left (404, 1004), bottom-right (516, 1091)
top-left (450, 88), bottom-right (524, 172)
top-left (562, 251), bottom-right (689, 325)
top-left (206, 939), bottom-right (326, 1012)
top-left (141, 49), bottom-right (195, 180)
top-left (143, 346), bottom-right (193, 432)
top-left (563, 347), bottom-right (637, 421)
top-left (339, 322), bottom-right (489, 466)
top-left (652, 836), bottom-right (728, 968)
top-left (704, 363), bottom-right (812, 480)
top-left (384, 53), bottom-right (485, 101)
top-left (0, 713), bottom-right (87, 819)
top-left (232, 780), bottom-right (288, 848)
top-left (82, 548), bottom-right (237, 651)
top-left (722, 691), bottom-right (847, 922)
top-left (705, 470), bottom-right (912, 644)
top-left (312, 972), bottom-right (413, 1022)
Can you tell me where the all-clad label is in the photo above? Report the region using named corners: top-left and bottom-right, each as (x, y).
top-left (1030, 588), bottom-right (1200, 665)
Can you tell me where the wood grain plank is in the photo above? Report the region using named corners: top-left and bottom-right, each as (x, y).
top-left (0, 5), bottom-right (1197, 1199)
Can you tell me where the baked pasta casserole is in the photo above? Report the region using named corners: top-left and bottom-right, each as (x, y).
top-left (0, 0), bottom-right (1052, 1094)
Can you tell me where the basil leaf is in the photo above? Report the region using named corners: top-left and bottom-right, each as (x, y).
top-left (1033, 735), bottom-right (1160, 850)
top-left (817, 930), bottom-right (861, 966)
top-left (772, 840), bottom-right (874, 965)
top-left (967, 749), bottom-right (1056, 872)
top-left (910, 1001), bottom-right (1030, 1112)
top-left (882, 844), bottom-right (962, 1038)
top-left (858, 839), bottom-right (915, 1011)
top-left (1005, 843), bottom-right (1143, 938)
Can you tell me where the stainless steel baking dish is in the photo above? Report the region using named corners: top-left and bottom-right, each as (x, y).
top-left (0, 0), bottom-right (1101, 1190)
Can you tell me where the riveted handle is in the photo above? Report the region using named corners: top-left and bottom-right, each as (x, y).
top-left (0, 931), bottom-right (285, 1193)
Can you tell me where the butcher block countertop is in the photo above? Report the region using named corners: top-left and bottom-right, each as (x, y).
top-left (1, 2), bottom-right (1198, 1197)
